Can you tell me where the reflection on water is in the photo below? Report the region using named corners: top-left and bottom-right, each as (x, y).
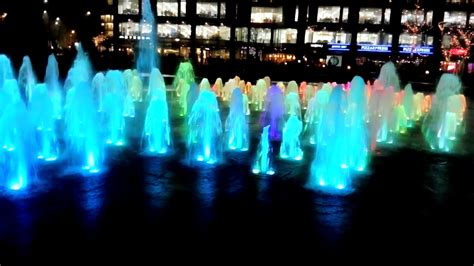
top-left (313, 194), bottom-right (352, 246)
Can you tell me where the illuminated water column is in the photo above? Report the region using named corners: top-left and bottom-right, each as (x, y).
top-left (187, 90), bottom-right (222, 164)
top-left (18, 56), bottom-right (37, 103)
top-left (280, 115), bottom-right (303, 161)
top-left (0, 80), bottom-right (36, 190)
top-left (102, 70), bottom-right (126, 146)
top-left (173, 62), bottom-right (195, 116)
top-left (45, 54), bottom-right (63, 119)
top-left (422, 74), bottom-right (463, 152)
top-left (225, 88), bottom-right (249, 151)
top-left (143, 68), bottom-right (171, 154)
top-left (252, 125), bottom-right (275, 175)
top-left (261, 85), bottom-right (285, 141)
top-left (29, 84), bottom-right (59, 161)
top-left (346, 76), bottom-right (369, 171)
top-left (307, 86), bottom-right (350, 192)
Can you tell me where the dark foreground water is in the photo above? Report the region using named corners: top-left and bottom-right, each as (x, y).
top-left (1, 97), bottom-right (474, 264)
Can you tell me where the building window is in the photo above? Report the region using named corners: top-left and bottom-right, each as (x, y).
top-left (250, 27), bottom-right (271, 43)
top-left (197, 1), bottom-right (219, 18)
top-left (470, 14), bottom-right (474, 26)
top-left (446, 0), bottom-right (468, 3)
top-left (119, 21), bottom-right (140, 37)
top-left (305, 30), bottom-right (351, 44)
top-left (180, 1), bottom-right (186, 16)
top-left (359, 8), bottom-right (383, 24)
top-left (196, 25), bottom-right (230, 40)
top-left (235, 27), bottom-right (248, 42)
top-left (250, 7), bottom-right (283, 23)
top-left (342, 7), bottom-right (349, 23)
top-left (357, 32), bottom-right (392, 45)
top-left (220, 3), bottom-right (226, 19)
top-left (274, 28), bottom-right (297, 44)
top-left (399, 33), bottom-right (433, 45)
top-left (118, 0), bottom-right (139, 15)
top-left (401, 9), bottom-right (433, 25)
top-left (157, 0), bottom-right (179, 17)
top-left (101, 15), bottom-right (114, 37)
top-left (444, 11), bottom-right (467, 27)
top-left (384, 9), bottom-right (391, 24)
top-left (157, 23), bottom-right (191, 39)
top-left (317, 6), bottom-right (341, 23)
top-left (295, 6), bottom-right (299, 22)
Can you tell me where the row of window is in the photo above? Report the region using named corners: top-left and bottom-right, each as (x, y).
top-left (117, 1), bottom-right (474, 28)
top-left (117, 21), bottom-right (435, 46)
top-left (304, 30), bottom-right (434, 46)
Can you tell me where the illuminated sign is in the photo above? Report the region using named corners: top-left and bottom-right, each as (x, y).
top-left (310, 43), bottom-right (324, 48)
top-left (399, 45), bottom-right (433, 55)
top-left (357, 44), bottom-right (392, 53)
top-left (328, 43), bottom-right (350, 51)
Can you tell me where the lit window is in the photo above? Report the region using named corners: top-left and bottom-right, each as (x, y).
top-left (470, 14), bottom-right (474, 26)
top-left (274, 28), bottom-right (297, 44)
top-left (196, 25), bottom-right (230, 40)
top-left (157, 0), bottom-right (179, 17)
top-left (342, 7), bottom-right (349, 23)
top-left (181, 1), bottom-right (187, 16)
top-left (399, 33), bottom-right (433, 46)
top-left (119, 21), bottom-right (140, 37)
top-left (357, 32), bottom-right (392, 45)
top-left (444, 11), bottom-right (467, 27)
top-left (158, 23), bottom-right (191, 39)
top-left (220, 3), bottom-right (226, 19)
top-left (317, 6), bottom-right (341, 23)
top-left (359, 8), bottom-right (383, 24)
top-left (118, 0), bottom-right (139, 15)
top-left (384, 9), bottom-right (391, 24)
top-left (446, 0), bottom-right (467, 3)
top-left (401, 10), bottom-right (433, 26)
top-left (250, 27), bottom-right (271, 43)
top-left (295, 6), bottom-right (299, 22)
top-left (197, 1), bottom-right (219, 18)
top-left (251, 7), bottom-right (283, 23)
top-left (235, 27), bottom-right (248, 42)
top-left (305, 30), bottom-right (351, 44)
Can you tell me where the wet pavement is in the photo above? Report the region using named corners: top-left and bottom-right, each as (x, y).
top-left (1, 96), bottom-right (474, 264)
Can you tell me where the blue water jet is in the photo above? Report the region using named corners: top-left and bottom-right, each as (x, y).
top-left (252, 125), bottom-right (275, 175)
top-left (44, 54), bottom-right (63, 119)
top-left (29, 83), bottom-right (59, 161)
top-left (18, 56), bottom-right (36, 103)
top-left (308, 86), bottom-right (350, 191)
top-left (102, 70), bottom-right (126, 146)
top-left (0, 80), bottom-right (36, 190)
top-left (143, 68), bottom-right (171, 154)
top-left (136, 0), bottom-right (158, 74)
top-left (225, 88), bottom-right (249, 152)
top-left (187, 90), bottom-right (222, 164)
top-left (280, 114), bottom-right (303, 161)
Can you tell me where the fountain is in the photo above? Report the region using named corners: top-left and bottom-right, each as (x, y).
top-left (64, 46), bottom-right (104, 173)
top-left (173, 62), bottom-right (195, 116)
top-left (369, 80), bottom-right (395, 150)
top-left (285, 90), bottom-right (301, 118)
top-left (92, 72), bottom-right (106, 112)
top-left (143, 68), bottom-right (171, 155)
top-left (252, 125), bottom-right (275, 175)
top-left (422, 73), bottom-right (462, 151)
top-left (403, 84), bottom-right (415, 127)
top-left (44, 54), bottom-right (63, 120)
top-left (308, 86), bottom-right (350, 191)
top-left (18, 56), bottom-right (37, 104)
top-left (187, 90), bottom-right (222, 164)
top-left (345, 76), bottom-right (369, 171)
top-left (102, 70), bottom-right (126, 146)
top-left (261, 85), bottom-right (285, 141)
top-left (199, 78), bottom-right (212, 91)
top-left (213, 78), bottom-right (223, 97)
top-left (225, 88), bottom-right (249, 151)
top-left (304, 83), bottom-right (331, 145)
top-left (378, 61), bottom-right (400, 92)
top-left (29, 83), bottom-right (59, 161)
top-left (253, 79), bottom-right (266, 111)
top-left (136, 0), bottom-right (158, 74)
top-left (0, 79), bottom-right (36, 190)
top-left (280, 114), bottom-right (303, 161)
